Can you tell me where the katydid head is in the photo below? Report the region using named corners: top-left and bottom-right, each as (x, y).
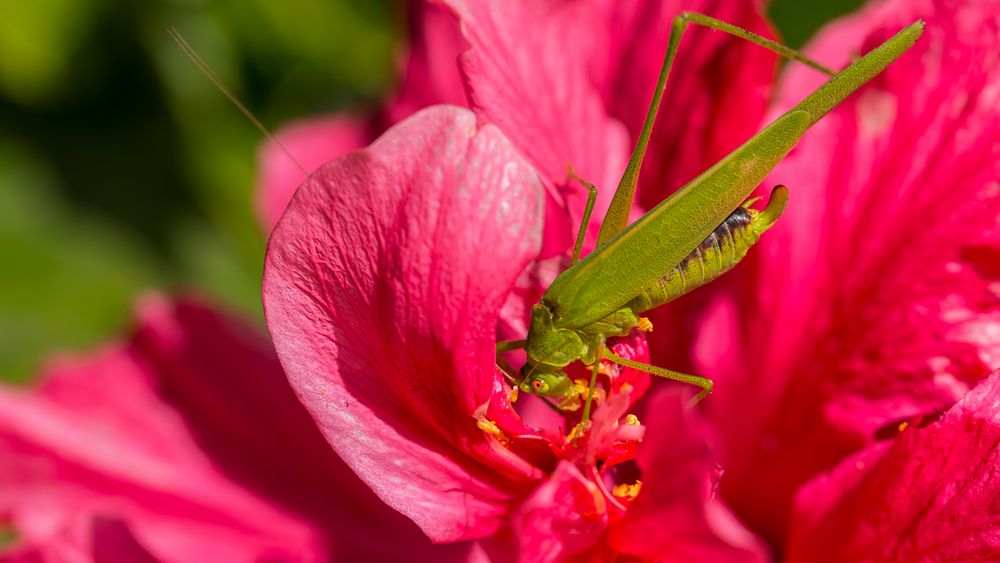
top-left (517, 365), bottom-right (574, 399)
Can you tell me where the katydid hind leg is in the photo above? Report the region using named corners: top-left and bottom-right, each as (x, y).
top-left (598, 12), bottom-right (838, 248)
top-left (604, 349), bottom-right (713, 407)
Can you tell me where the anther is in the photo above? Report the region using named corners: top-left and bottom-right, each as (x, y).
top-left (612, 480), bottom-right (643, 499)
top-left (624, 413), bottom-right (641, 425)
top-left (636, 317), bottom-right (654, 332)
top-left (477, 418), bottom-right (510, 446)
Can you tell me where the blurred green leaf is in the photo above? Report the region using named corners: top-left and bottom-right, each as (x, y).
top-left (0, 0), bottom-right (105, 103)
top-left (769, 0), bottom-right (865, 48)
top-left (0, 140), bottom-right (159, 382)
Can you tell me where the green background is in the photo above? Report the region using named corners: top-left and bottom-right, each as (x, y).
top-left (0, 0), bottom-right (861, 382)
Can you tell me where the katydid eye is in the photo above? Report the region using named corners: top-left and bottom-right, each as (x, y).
top-left (531, 379), bottom-right (548, 393)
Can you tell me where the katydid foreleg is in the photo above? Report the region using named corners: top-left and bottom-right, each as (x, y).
top-left (580, 336), bottom-right (606, 429)
top-left (567, 169), bottom-right (599, 266)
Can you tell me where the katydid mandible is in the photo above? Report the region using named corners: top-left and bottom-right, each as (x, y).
top-left (500, 14), bottom-right (925, 425)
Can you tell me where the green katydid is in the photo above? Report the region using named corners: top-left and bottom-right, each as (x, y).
top-left (498, 13), bottom-right (925, 426)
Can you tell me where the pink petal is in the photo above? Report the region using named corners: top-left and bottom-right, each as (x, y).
top-left (697, 0), bottom-right (1000, 541)
top-left (439, 0), bottom-right (631, 243)
top-left (0, 346), bottom-right (323, 562)
top-left (264, 105), bottom-right (546, 541)
top-left (510, 461), bottom-right (609, 562)
top-left (787, 372), bottom-right (1000, 561)
top-left (383, 1), bottom-right (470, 123)
top-left (255, 113), bottom-right (374, 232)
top-left (130, 295), bottom-right (469, 561)
top-left (1, 516), bottom-right (157, 563)
top-left (608, 391), bottom-right (768, 562)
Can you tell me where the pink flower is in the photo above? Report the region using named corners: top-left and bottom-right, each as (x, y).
top-left (262, 0), bottom-right (999, 560)
top-left (264, 105), bottom-right (767, 559)
top-left (0, 295), bottom-right (473, 562)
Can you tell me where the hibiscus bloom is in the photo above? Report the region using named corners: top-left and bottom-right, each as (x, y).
top-left (263, 0), bottom-right (999, 560)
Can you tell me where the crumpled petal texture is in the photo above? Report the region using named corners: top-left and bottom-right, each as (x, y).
top-left (264, 105), bottom-right (546, 542)
top-left (787, 371), bottom-right (1000, 562)
top-left (696, 0), bottom-right (1000, 542)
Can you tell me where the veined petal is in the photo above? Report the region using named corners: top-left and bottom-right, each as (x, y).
top-left (264, 105), bottom-right (546, 541)
top-left (787, 372), bottom-right (1000, 562)
top-left (698, 0), bottom-right (1000, 542)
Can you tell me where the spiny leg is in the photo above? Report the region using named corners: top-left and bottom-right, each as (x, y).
top-left (566, 167), bottom-right (598, 266)
top-left (603, 349), bottom-right (713, 408)
top-left (597, 11), bottom-right (835, 247)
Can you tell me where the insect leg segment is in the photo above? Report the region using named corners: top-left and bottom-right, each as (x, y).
top-left (676, 13), bottom-right (836, 77)
top-left (581, 336), bottom-right (605, 426)
top-left (566, 168), bottom-right (598, 266)
top-left (495, 339), bottom-right (526, 352)
top-left (604, 349), bottom-right (713, 407)
top-left (626, 185), bottom-right (789, 313)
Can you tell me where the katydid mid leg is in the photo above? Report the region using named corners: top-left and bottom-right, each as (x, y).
top-left (580, 336), bottom-right (606, 430)
top-left (598, 12), bottom-right (836, 246)
top-left (604, 349), bottom-right (713, 407)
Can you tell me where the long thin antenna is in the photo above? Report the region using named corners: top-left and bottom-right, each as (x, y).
top-left (167, 26), bottom-right (307, 176)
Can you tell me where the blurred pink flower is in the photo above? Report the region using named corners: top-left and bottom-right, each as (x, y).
top-left (0, 296), bottom-right (473, 562)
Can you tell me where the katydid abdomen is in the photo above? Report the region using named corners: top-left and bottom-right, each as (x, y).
top-left (626, 185), bottom-right (788, 313)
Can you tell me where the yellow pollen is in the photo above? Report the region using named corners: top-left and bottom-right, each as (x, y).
top-left (898, 421), bottom-right (909, 433)
top-left (624, 413), bottom-right (640, 425)
top-left (597, 362), bottom-right (614, 377)
top-left (566, 421), bottom-right (588, 443)
top-left (476, 418), bottom-right (510, 446)
top-left (620, 383), bottom-right (634, 394)
top-left (636, 317), bottom-right (654, 332)
top-left (509, 386), bottom-right (519, 404)
top-left (612, 481), bottom-right (643, 499)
